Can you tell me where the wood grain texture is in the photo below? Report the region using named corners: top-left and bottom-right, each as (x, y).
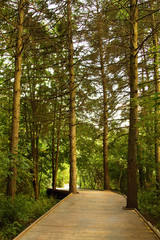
top-left (14, 190), bottom-right (158, 240)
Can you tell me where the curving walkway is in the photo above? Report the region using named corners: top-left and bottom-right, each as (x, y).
top-left (14, 190), bottom-right (159, 240)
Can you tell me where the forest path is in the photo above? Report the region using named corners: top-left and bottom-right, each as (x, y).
top-left (14, 190), bottom-right (158, 240)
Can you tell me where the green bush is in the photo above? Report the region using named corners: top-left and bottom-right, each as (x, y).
top-left (0, 222), bottom-right (22, 240)
top-left (0, 193), bottom-right (59, 240)
top-left (138, 188), bottom-right (160, 229)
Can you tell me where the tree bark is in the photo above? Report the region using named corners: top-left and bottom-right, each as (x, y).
top-left (142, 46), bottom-right (150, 85)
top-left (52, 103), bottom-right (56, 189)
top-left (53, 127), bottom-right (61, 190)
top-left (67, 0), bottom-right (77, 193)
top-left (32, 125), bottom-right (39, 200)
top-left (138, 145), bottom-right (145, 189)
top-left (7, 0), bottom-right (25, 199)
top-left (138, 67), bottom-right (146, 189)
top-left (127, 0), bottom-right (138, 209)
top-left (97, 6), bottom-right (110, 190)
top-left (53, 99), bottom-right (62, 190)
top-left (35, 126), bottom-right (39, 199)
top-left (30, 74), bottom-right (39, 200)
top-left (150, 0), bottom-right (160, 190)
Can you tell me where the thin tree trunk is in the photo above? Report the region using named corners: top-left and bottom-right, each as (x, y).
top-left (97, 6), bottom-right (110, 190)
top-left (53, 129), bottom-right (60, 190)
top-left (31, 77), bottom-right (39, 200)
top-left (53, 100), bottom-right (62, 190)
top-left (127, 0), bottom-right (138, 209)
top-left (142, 46), bottom-right (150, 85)
top-left (138, 67), bottom-right (146, 189)
top-left (138, 145), bottom-right (145, 189)
top-left (32, 123), bottom-right (39, 200)
top-left (118, 167), bottom-right (123, 190)
top-left (52, 103), bottom-right (57, 189)
top-left (35, 126), bottom-right (39, 198)
top-left (7, 0), bottom-right (25, 199)
top-left (67, 0), bottom-right (77, 193)
top-left (150, 0), bottom-right (160, 190)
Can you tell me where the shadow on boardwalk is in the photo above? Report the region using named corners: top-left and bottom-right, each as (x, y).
top-left (14, 190), bottom-right (159, 240)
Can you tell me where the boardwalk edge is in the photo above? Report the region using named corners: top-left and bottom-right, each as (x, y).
top-left (13, 193), bottom-right (73, 240)
top-left (134, 208), bottom-right (160, 240)
top-left (111, 190), bottom-right (160, 239)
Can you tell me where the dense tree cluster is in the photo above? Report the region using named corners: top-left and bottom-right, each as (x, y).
top-left (0, 0), bottom-right (160, 230)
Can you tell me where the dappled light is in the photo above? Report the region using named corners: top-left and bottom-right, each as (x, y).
top-left (0, 0), bottom-right (160, 239)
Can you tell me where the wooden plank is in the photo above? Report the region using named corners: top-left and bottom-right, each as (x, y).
top-left (14, 190), bottom-right (159, 240)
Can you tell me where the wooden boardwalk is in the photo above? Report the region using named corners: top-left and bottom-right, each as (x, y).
top-left (14, 190), bottom-right (159, 240)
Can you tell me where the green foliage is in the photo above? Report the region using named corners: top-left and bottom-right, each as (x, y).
top-left (0, 194), bottom-right (59, 240)
top-left (56, 164), bottom-right (70, 188)
top-left (108, 129), bottom-right (128, 193)
top-left (138, 188), bottom-right (160, 229)
top-left (0, 0), bottom-right (160, 236)
top-left (2, 222), bottom-right (22, 240)
top-left (108, 156), bottom-right (127, 193)
top-left (77, 122), bottom-right (104, 190)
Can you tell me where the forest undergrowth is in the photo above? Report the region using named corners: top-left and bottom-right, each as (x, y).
top-left (0, 193), bottom-right (59, 240)
top-left (138, 188), bottom-right (160, 232)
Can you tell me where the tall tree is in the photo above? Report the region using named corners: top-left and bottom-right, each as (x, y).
top-left (127, 0), bottom-right (138, 208)
top-left (149, 0), bottom-right (160, 190)
top-left (7, 0), bottom-right (25, 199)
top-left (52, 97), bottom-right (63, 190)
top-left (96, 2), bottom-right (110, 190)
top-left (67, 0), bottom-right (77, 193)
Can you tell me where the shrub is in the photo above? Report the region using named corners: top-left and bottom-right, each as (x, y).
top-left (138, 188), bottom-right (160, 229)
top-left (0, 193), bottom-right (59, 239)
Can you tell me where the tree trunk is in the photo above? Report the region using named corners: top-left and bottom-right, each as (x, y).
top-left (7, 0), bottom-right (25, 199)
top-left (53, 100), bottom-right (62, 190)
top-left (30, 76), bottom-right (39, 200)
top-left (97, 6), bottom-right (110, 190)
top-left (138, 145), bottom-right (145, 189)
top-left (67, 0), bottom-right (77, 193)
top-left (35, 127), bottom-right (39, 198)
top-left (138, 67), bottom-right (146, 189)
top-left (150, 0), bottom-right (160, 190)
top-left (32, 123), bottom-right (39, 200)
top-left (127, 0), bottom-right (138, 209)
top-left (52, 103), bottom-right (56, 189)
top-left (142, 46), bottom-right (150, 85)
top-left (53, 128), bottom-right (61, 190)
